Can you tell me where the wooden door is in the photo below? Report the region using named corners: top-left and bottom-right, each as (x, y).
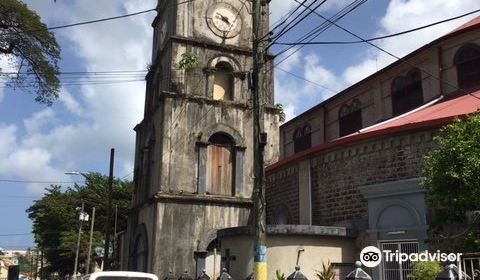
top-left (208, 144), bottom-right (233, 195)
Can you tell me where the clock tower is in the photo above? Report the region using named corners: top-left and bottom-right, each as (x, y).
top-left (126, 0), bottom-right (279, 277)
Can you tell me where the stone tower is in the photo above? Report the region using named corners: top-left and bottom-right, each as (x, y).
top-left (126, 0), bottom-right (279, 278)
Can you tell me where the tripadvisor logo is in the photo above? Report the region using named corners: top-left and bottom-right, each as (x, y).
top-left (360, 246), bottom-right (382, 268)
top-left (360, 246), bottom-right (463, 268)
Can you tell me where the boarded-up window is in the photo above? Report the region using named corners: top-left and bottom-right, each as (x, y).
top-left (208, 133), bottom-right (234, 196)
top-left (213, 62), bottom-right (234, 100)
top-left (391, 68), bottom-right (423, 116)
top-left (455, 43), bottom-right (480, 91)
top-left (339, 99), bottom-right (362, 137)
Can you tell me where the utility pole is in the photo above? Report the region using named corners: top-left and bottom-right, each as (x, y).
top-left (73, 201), bottom-right (85, 280)
top-left (34, 248), bottom-right (39, 280)
top-left (103, 148), bottom-right (115, 271)
top-left (252, 1), bottom-right (267, 280)
top-left (40, 249), bottom-right (44, 280)
top-left (86, 207), bottom-right (96, 274)
top-left (29, 248), bottom-right (33, 280)
top-left (112, 205), bottom-right (118, 270)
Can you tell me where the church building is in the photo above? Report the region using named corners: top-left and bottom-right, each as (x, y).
top-left (123, 0), bottom-right (279, 278)
top-left (266, 16), bottom-right (480, 280)
top-left (122, 0), bottom-right (480, 279)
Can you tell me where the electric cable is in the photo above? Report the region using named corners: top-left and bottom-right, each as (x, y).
top-left (270, 0), bottom-right (328, 46)
top-left (274, 8), bottom-right (480, 46)
top-left (0, 0), bottom-right (197, 36)
top-left (292, 0), bottom-right (480, 100)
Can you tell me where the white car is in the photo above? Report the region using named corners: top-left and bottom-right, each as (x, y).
top-left (80, 271), bottom-right (158, 280)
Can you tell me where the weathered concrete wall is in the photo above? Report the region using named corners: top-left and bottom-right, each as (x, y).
top-left (129, 0), bottom-right (278, 276)
top-left (219, 225), bottom-right (356, 280)
top-left (267, 129), bottom-right (437, 227)
top-left (152, 198), bottom-right (251, 278)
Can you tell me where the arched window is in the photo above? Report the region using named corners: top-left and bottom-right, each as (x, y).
top-left (391, 68), bottom-right (423, 116)
top-left (339, 99), bottom-right (362, 137)
top-left (213, 62), bottom-right (234, 101)
top-left (208, 133), bottom-right (235, 196)
top-left (130, 224), bottom-right (148, 272)
top-left (293, 124), bottom-right (312, 153)
top-left (454, 43), bottom-right (480, 90)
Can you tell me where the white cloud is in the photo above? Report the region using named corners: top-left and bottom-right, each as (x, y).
top-left (59, 88), bottom-right (83, 116)
top-left (269, 0), bottom-right (355, 28)
top-left (272, 0), bottom-right (479, 120)
top-left (0, 124), bottom-right (17, 159)
top-left (23, 109), bottom-right (56, 135)
top-left (275, 52), bottom-right (341, 118)
top-left (342, 0), bottom-right (479, 85)
top-left (5, 0), bottom-right (477, 194)
top-left (304, 54), bottom-right (341, 95)
top-left (277, 48), bottom-right (301, 72)
top-left (0, 0), bottom-right (156, 193)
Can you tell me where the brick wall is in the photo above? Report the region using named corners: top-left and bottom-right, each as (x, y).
top-left (266, 129), bottom-right (438, 227)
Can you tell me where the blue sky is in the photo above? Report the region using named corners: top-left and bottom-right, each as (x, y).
top-left (0, 0), bottom-right (478, 249)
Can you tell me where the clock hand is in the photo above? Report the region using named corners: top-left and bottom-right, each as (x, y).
top-left (215, 13), bottom-right (230, 25)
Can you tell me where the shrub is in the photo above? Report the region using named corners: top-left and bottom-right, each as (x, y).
top-left (408, 261), bottom-right (442, 280)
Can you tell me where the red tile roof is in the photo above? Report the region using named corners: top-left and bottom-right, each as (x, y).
top-left (279, 16), bottom-right (480, 130)
top-left (267, 91), bottom-right (480, 172)
top-left (450, 16), bottom-right (480, 34)
top-left (360, 91), bottom-right (480, 134)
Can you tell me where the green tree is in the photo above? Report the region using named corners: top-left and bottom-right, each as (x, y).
top-left (16, 253), bottom-right (31, 273)
top-left (26, 173), bottom-right (133, 276)
top-left (422, 111), bottom-right (480, 251)
top-left (275, 103), bottom-right (286, 123)
top-left (408, 261), bottom-right (442, 280)
top-left (0, 0), bottom-right (61, 105)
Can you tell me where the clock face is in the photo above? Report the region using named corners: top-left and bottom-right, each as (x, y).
top-left (206, 3), bottom-right (242, 38)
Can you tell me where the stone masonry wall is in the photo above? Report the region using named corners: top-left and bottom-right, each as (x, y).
top-left (266, 166), bottom-right (300, 224)
top-left (266, 128), bottom-right (438, 227)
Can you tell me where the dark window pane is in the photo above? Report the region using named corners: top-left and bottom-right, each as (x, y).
top-left (392, 68), bottom-right (423, 116)
top-left (294, 124), bottom-right (312, 153)
top-left (455, 44), bottom-right (480, 91)
top-left (339, 109), bottom-right (362, 137)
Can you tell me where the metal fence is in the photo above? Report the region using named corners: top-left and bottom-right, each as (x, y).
top-left (460, 254), bottom-right (480, 280)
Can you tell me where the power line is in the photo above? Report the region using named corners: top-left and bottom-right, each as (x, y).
top-left (0, 0), bottom-right (197, 36)
top-left (46, 9), bottom-right (155, 31)
top-left (263, 0), bottom-right (367, 94)
top-left (270, 0), bottom-right (328, 45)
top-left (272, 0), bottom-right (366, 64)
top-left (0, 70), bottom-right (147, 75)
top-left (0, 195), bottom-right (38, 198)
top-left (269, 0), bottom-right (309, 35)
top-left (293, 0), bottom-right (480, 100)
top-left (0, 233), bottom-right (33, 236)
top-left (274, 8), bottom-right (480, 46)
top-left (275, 66), bottom-right (338, 93)
top-left (0, 179), bottom-right (84, 184)
top-left (269, 0), bottom-right (318, 42)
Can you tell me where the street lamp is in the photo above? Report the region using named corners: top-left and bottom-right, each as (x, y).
top-left (65, 171), bottom-right (82, 176)
top-left (73, 202), bottom-right (88, 280)
top-left (65, 148), bottom-right (115, 272)
top-left (66, 171), bottom-right (97, 274)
